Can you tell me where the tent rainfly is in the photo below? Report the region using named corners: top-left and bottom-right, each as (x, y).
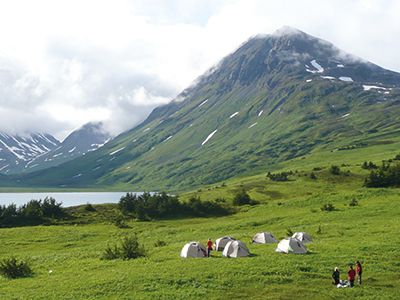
top-left (292, 232), bottom-right (313, 243)
top-left (252, 231), bottom-right (278, 244)
top-left (180, 242), bottom-right (207, 258)
top-left (214, 236), bottom-right (236, 251)
top-left (275, 237), bottom-right (307, 254)
top-left (222, 240), bottom-right (251, 258)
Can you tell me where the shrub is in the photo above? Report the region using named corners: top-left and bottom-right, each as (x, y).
top-left (232, 188), bottom-right (256, 206)
top-left (361, 161), bottom-right (378, 170)
top-left (364, 163), bottom-right (400, 188)
top-left (0, 257), bottom-right (32, 278)
top-left (102, 244), bottom-right (119, 260)
top-left (84, 203), bottom-right (96, 212)
top-left (267, 171), bottom-right (290, 181)
top-left (101, 234), bottom-right (145, 260)
top-left (114, 215), bottom-right (130, 228)
top-left (119, 235), bottom-right (145, 259)
top-left (321, 203), bottom-right (335, 211)
top-left (349, 198), bottom-right (359, 207)
top-left (329, 165), bottom-right (340, 175)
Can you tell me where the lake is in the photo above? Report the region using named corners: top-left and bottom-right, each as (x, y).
top-left (0, 192), bottom-right (138, 208)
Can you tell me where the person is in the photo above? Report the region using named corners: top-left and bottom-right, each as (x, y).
top-left (356, 261), bottom-right (362, 284)
top-left (206, 238), bottom-right (213, 257)
top-left (348, 265), bottom-right (356, 287)
top-left (332, 267), bottom-right (340, 285)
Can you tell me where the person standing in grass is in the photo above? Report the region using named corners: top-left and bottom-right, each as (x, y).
top-left (332, 267), bottom-right (340, 285)
top-left (356, 261), bottom-right (362, 285)
top-left (348, 265), bottom-right (356, 287)
top-left (206, 238), bottom-right (213, 257)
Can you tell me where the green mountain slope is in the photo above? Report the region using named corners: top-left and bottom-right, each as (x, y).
top-left (10, 27), bottom-right (400, 191)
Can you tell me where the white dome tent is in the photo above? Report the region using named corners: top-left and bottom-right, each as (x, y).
top-left (275, 237), bottom-right (307, 254)
top-left (251, 231), bottom-right (278, 244)
top-left (214, 236), bottom-right (236, 251)
top-left (222, 240), bottom-right (251, 258)
top-left (180, 242), bottom-right (207, 258)
top-left (292, 232), bottom-right (313, 243)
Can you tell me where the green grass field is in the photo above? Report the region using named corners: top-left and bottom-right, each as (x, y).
top-left (0, 162), bottom-right (400, 299)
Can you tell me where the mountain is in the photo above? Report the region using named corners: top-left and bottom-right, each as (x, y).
top-left (0, 122), bottom-right (112, 175)
top-left (9, 26), bottom-right (400, 191)
top-left (0, 133), bottom-right (60, 174)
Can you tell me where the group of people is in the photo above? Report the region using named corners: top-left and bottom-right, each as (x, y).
top-left (332, 261), bottom-right (362, 287)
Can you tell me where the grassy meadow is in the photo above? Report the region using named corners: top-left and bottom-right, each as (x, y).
top-left (1, 154), bottom-right (400, 299)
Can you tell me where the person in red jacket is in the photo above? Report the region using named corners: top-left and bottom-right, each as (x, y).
top-left (206, 238), bottom-right (213, 257)
top-left (348, 265), bottom-right (356, 287)
top-left (356, 261), bottom-right (362, 284)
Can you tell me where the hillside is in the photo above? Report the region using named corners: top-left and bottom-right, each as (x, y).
top-left (0, 166), bottom-right (399, 299)
top-left (7, 26), bottom-right (400, 191)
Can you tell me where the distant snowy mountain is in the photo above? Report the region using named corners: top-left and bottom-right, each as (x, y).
top-left (0, 122), bottom-right (112, 174)
top-left (0, 133), bottom-right (60, 173)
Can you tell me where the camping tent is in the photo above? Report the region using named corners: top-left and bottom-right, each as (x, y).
top-left (275, 237), bottom-right (307, 254)
top-left (292, 232), bottom-right (313, 243)
top-left (180, 242), bottom-right (207, 258)
top-left (214, 236), bottom-right (236, 251)
top-left (252, 231), bottom-right (278, 244)
top-left (222, 240), bottom-right (251, 258)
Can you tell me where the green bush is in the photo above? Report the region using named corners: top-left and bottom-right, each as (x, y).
top-left (101, 234), bottom-right (145, 260)
top-left (349, 198), bottom-right (359, 206)
top-left (232, 188), bottom-right (257, 206)
top-left (84, 203), bottom-right (96, 212)
top-left (0, 257), bottom-right (32, 278)
top-left (267, 171), bottom-right (291, 181)
top-left (329, 165), bottom-right (340, 175)
top-left (364, 163), bottom-right (400, 188)
top-left (321, 203), bottom-right (335, 211)
top-left (114, 215), bottom-right (130, 228)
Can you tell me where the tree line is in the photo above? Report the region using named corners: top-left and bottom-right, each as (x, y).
top-left (0, 197), bottom-right (63, 227)
top-left (118, 191), bottom-right (231, 220)
top-left (364, 162), bottom-right (400, 188)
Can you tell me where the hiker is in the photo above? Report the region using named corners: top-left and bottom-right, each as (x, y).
top-left (206, 238), bottom-right (213, 257)
top-left (348, 265), bottom-right (356, 287)
top-left (332, 267), bottom-right (340, 285)
top-left (356, 261), bottom-right (362, 284)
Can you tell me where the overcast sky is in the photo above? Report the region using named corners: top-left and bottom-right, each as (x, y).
top-left (0, 0), bottom-right (399, 141)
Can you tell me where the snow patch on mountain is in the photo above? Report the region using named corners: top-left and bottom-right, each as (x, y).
top-left (363, 85), bottom-right (388, 91)
top-left (163, 136), bottom-right (173, 143)
top-left (198, 99), bottom-right (209, 107)
top-left (202, 130), bottom-right (217, 146)
top-left (339, 77), bottom-right (353, 82)
top-left (109, 147), bottom-right (126, 156)
top-left (310, 60), bottom-right (324, 72)
top-left (230, 112), bottom-right (239, 118)
top-left (321, 76), bottom-right (335, 80)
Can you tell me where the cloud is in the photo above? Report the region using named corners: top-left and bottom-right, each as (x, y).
top-left (0, 0), bottom-right (398, 141)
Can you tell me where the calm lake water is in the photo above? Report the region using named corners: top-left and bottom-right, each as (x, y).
top-left (0, 192), bottom-right (138, 207)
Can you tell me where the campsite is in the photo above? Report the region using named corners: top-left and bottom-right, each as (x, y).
top-left (0, 164), bottom-right (399, 299)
